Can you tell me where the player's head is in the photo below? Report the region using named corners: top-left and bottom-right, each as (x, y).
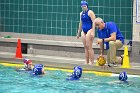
top-left (23, 58), bottom-right (32, 69)
top-left (66, 66), bottom-right (82, 81)
top-left (73, 66), bottom-right (82, 78)
top-left (81, 0), bottom-right (88, 11)
top-left (119, 72), bottom-right (128, 81)
top-left (32, 64), bottom-right (44, 75)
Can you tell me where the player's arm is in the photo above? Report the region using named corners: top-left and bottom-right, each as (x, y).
top-left (77, 12), bottom-right (82, 37)
top-left (89, 10), bottom-right (96, 30)
top-left (88, 10), bottom-right (96, 37)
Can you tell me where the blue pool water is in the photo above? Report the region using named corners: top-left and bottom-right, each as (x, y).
top-left (0, 65), bottom-right (140, 93)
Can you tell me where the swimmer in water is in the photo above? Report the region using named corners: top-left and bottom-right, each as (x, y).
top-left (66, 66), bottom-right (82, 80)
top-left (16, 58), bottom-right (32, 71)
top-left (23, 58), bottom-right (32, 71)
top-left (109, 72), bottom-right (129, 84)
top-left (32, 64), bottom-right (45, 75)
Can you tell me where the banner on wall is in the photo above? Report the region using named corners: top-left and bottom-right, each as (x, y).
top-left (136, 0), bottom-right (140, 23)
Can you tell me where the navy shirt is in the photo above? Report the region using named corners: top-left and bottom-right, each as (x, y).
top-left (97, 22), bottom-right (124, 49)
top-left (81, 10), bottom-right (92, 33)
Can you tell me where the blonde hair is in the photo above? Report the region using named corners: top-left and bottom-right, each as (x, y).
top-left (94, 17), bottom-right (104, 23)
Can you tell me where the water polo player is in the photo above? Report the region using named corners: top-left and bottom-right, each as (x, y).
top-left (119, 71), bottom-right (128, 82)
top-left (77, 0), bottom-right (96, 65)
top-left (15, 58), bottom-right (32, 71)
top-left (23, 58), bottom-right (32, 71)
top-left (32, 64), bottom-right (45, 75)
top-left (66, 66), bottom-right (82, 80)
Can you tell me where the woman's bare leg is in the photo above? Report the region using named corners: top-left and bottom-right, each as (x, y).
top-left (86, 30), bottom-right (94, 64)
top-left (81, 31), bottom-right (89, 64)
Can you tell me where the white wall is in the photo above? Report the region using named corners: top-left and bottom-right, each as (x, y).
top-left (133, 0), bottom-right (140, 41)
top-left (132, 0), bottom-right (140, 63)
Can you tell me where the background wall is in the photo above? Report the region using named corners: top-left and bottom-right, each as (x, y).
top-left (132, 0), bottom-right (140, 63)
top-left (133, 0), bottom-right (140, 41)
top-left (0, 0), bottom-right (133, 39)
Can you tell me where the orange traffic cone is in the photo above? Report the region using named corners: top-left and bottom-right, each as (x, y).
top-left (15, 38), bottom-right (22, 58)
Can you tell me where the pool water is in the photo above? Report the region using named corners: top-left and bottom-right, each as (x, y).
top-left (0, 65), bottom-right (140, 93)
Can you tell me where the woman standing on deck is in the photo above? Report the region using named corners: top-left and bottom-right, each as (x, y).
top-left (77, 0), bottom-right (96, 65)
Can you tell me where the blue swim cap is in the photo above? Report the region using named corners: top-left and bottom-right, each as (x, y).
top-left (34, 64), bottom-right (43, 68)
top-left (32, 64), bottom-right (43, 75)
top-left (73, 66), bottom-right (82, 78)
top-left (66, 66), bottom-right (82, 81)
top-left (119, 72), bottom-right (128, 81)
top-left (81, 0), bottom-right (88, 7)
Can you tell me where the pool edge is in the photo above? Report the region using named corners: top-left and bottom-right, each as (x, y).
top-left (0, 61), bottom-right (140, 77)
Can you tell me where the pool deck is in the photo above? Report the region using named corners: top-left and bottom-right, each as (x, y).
top-left (0, 52), bottom-right (140, 75)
